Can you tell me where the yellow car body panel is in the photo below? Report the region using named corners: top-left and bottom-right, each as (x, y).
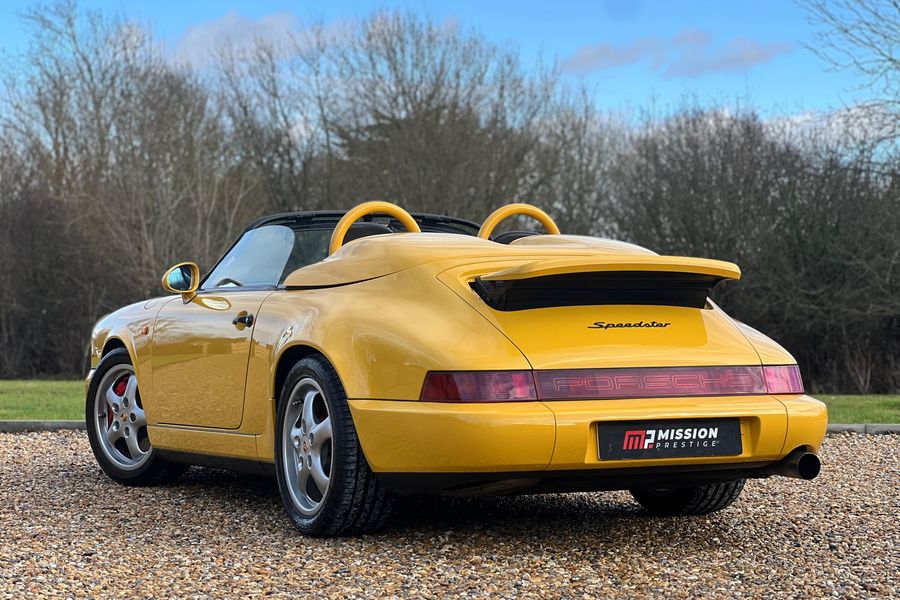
top-left (347, 400), bottom-right (557, 472)
top-left (150, 291), bottom-right (273, 429)
top-left (282, 233), bottom-right (662, 288)
top-left (777, 394), bottom-right (829, 453)
top-left (479, 255), bottom-right (741, 282)
top-left (436, 263), bottom-right (758, 369)
top-left (244, 266), bottom-right (533, 462)
top-left (86, 298), bottom-right (164, 399)
top-left (86, 212), bottom-right (827, 489)
top-left (544, 396), bottom-right (786, 470)
top-left (146, 424), bottom-right (259, 459)
top-left (348, 394), bottom-right (827, 473)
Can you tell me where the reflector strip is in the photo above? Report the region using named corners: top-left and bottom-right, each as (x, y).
top-left (421, 364), bottom-right (803, 402)
top-left (536, 366), bottom-right (767, 400)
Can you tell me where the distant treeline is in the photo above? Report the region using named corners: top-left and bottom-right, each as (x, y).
top-left (1, 4), bottom-right (898, 392)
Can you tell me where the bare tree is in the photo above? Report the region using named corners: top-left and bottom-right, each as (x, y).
top-left (0, 3), bottom-right (897, 392)
top-left (801, 0), bottom-right (900, 143)
top-left (219, 29), bottom-right (331, 212)
top-left (611, 107), bottom-right (900, 392)
top-left (317, 12), bottom-right (565, 219)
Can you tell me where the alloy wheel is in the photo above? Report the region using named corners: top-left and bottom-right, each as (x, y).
top-left (92, 364), bottom-right (151, 470)
top-left (282, 377), bottom-right (334, 516)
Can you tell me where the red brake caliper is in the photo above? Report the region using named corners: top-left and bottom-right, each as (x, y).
top-left (108, 375), bottom-right (129, 427)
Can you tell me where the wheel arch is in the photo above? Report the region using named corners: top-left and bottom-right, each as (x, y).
top-left (91, 329), bottom-right (149, 405)
top-left (102, 337), bottom-right (128, 356)
top-left (99, 334), bottom-right (140, 370)
top-left (272, 343), bottom-right (345, 403)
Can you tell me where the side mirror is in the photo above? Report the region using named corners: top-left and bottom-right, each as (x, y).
top-left (162, 262), bottom-right (200, 300)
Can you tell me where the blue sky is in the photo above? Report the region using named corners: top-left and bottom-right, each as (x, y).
top-left (0, 0), bottom-right (869, 116)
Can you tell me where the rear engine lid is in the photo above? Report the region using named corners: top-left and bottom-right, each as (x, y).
top-left (438, 256), bottom-right (759, 369)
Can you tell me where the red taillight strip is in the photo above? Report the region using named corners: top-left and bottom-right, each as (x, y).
top-left (420, 371), bottom-right (537, 402)
top-left (421, 365), bottom-right (803, 402)
top-left (536, 365), bottom-right (767, 400)
top-left (763, 365), bottom-right (804, 394)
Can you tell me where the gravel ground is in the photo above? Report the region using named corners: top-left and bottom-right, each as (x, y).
top-left (0, 432), bottom-right (896, 598)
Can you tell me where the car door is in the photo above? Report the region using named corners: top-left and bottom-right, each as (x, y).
top-left (150, 225), bottom-right (298, 429)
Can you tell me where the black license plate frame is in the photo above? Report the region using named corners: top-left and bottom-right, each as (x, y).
top-left (597, 418), bottom-right (742, 460)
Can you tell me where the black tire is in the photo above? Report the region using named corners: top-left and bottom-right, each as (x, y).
top-left (85, 348), bottom-right (187, 486)
top-left (629, 479), bottom-right (745, 516)
top-left (275, 356), bottom-right (394, 537)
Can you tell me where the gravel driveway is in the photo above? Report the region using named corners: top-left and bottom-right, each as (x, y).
top-left (0, 432), bottom-right (896, 598)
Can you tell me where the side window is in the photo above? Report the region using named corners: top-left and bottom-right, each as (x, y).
top-left (277, 229), bottom-right (331, 284)
top-left (202, 225), bottom-right (295, 289)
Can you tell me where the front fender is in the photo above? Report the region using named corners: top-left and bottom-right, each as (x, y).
top-left (86, 297), bottom-right (173, 402)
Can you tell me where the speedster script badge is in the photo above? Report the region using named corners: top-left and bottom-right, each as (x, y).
top-left (588, 320), bottom-right (671, 330)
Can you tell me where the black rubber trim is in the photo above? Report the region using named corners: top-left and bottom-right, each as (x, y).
top-left (155, 449), bottom-right (276, 476)
top-left (472, 270), bottom-right (726, 311)
top-left (283, 275), bottom-right (385, 291)
top-left (155, 451), bottom-right (776, 498)
top-left (373, 461), bottom-right (772, 495)
top-left (246, 210), bottom-right (480, 236)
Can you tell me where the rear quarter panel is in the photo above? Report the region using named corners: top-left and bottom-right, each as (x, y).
top-left (244, 265), bottom-right (532, 461)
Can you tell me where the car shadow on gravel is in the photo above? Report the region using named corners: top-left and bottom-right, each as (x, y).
top-left (58, 453), bottom-right (752, 551)
top-left (147, 466), bottom-right (748, 545)
top-left (377, 493), bottom-right (756, 562)
top-left (390, 493), bottom-right (658, 532)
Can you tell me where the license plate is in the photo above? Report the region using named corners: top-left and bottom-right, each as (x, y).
top-left (597, 418), bottom-right (742, 460)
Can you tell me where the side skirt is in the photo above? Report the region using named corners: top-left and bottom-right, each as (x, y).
top-left (156, 449), bottom-right (276, 477)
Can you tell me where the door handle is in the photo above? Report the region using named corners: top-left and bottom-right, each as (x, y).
top-left (232, 312), bottom-right (254, 328)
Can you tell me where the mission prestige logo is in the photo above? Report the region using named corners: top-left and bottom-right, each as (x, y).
top-left (622, 426), bottom-right (722, 451)
top-left (599, 418), bottom-right (741, 459)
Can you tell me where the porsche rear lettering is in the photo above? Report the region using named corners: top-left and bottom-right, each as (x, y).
top-left (552, 372), bottom-right (756, 392)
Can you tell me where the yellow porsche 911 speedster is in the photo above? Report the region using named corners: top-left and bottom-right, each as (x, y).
top-left (85, 201), bottom-right (827, 536)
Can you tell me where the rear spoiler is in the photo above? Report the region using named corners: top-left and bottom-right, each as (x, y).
top-left (472, 256), bottom-right (741, 311)
top-left (481, 256), bottom-right (741, 282)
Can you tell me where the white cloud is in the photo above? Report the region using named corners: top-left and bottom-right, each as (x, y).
top-left (562, 29), bottom-right (791, 78)
top-left (173, 10), bottom-right (299, 66)
top-left (601, 0), bottom-right (642, 21)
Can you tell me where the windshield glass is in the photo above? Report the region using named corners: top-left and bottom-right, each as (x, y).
top-left (202, 226), bottom-right (331, 289)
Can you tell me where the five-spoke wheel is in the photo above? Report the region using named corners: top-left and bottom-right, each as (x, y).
top-left (93, 364), bottom-right (151, 470)
top-left (85, 348), bottom-right (185, 485)
top-left (282, 378), bottom-right (333, 515)
top-left (275, 356), bottom-right (394, 536)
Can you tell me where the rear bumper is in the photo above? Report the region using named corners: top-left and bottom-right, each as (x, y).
top-left (349, 394), bottom-right (827, 494)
